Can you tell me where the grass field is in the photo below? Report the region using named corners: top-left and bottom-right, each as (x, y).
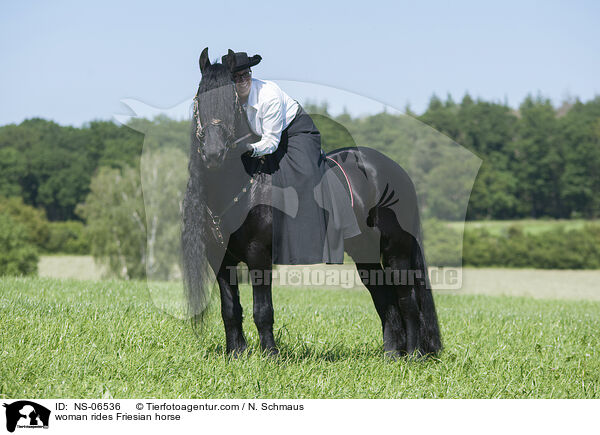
top-left (1, 276), bottom-right (598, 398)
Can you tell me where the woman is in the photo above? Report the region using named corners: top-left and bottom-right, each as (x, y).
top-left (221, 50), bottom-right (358, 265)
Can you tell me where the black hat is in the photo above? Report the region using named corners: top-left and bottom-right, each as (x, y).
top-left (221, 49), bottom-right (262, 73)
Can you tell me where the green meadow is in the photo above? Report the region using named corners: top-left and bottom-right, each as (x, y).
top-left (1, 275), bottom-right (598, 399)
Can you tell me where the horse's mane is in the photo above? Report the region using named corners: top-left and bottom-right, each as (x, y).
top-left (184, 61), bottom-right (239, 325)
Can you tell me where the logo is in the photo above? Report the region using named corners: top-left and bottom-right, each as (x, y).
top-left (3, 401), bottom-right (50, 432)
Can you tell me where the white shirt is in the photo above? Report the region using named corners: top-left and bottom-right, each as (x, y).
top-left (243, 78), bottom-right (299, 157)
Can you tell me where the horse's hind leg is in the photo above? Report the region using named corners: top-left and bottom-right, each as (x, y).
top-left (355, 262), bottom-right (406, 358)
top-left (217, 262), bottom-right (247, 356)
top-left (382, 253), bottom-right (420, 356)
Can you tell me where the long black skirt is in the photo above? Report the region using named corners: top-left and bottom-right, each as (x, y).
top-left (265, 105), bottom-right (355, 265)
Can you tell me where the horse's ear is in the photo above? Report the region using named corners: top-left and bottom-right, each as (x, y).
top-left (199, 47), bottom-right (210, 74)
top-left (225, 49), bottom-right (236, 72)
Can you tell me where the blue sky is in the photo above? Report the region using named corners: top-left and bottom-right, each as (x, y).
top-left (1, 0), bottom-right (598, 126)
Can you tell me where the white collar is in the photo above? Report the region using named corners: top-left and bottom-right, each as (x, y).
top-left (246, 78), bottom-right (259, 109)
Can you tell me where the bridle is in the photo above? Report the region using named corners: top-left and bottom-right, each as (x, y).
top-left (193, 84), bottom-right (252, 157)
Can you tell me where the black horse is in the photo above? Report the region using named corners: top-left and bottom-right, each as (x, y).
top-left (182, 48), bottom-right (442, 359)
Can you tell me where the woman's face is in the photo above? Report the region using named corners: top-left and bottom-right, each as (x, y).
top-left (233, 69), bottom-right (252, 98)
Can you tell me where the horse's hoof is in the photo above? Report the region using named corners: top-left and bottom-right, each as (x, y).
top-left (263, 347), bottom-right (280, 358)
top-left (384, 349), bottom-right (427, 362)
top-left (383, 350), bottom-right (403, 361)
top-left (407, 350), bottom-right (430, 362)
top-left (227, 346), bottom-right (249, 359)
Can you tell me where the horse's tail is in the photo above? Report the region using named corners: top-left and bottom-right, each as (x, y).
top-left (411, 217), bottom-right (443, 356)
top-left (181, 175), bottom-right (213, 325)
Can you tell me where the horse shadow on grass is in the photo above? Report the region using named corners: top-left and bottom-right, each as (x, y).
top-left (192, 316), bottom-right (440, 363)
top-left (209, 340), bottom-right (438, 363)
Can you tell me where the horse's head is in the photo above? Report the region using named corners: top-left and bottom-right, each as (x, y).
top-left (194, 47), bottom-right (239, 168)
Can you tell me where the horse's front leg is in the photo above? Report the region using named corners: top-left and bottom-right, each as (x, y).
top-left (217, 261), bottom-right (247, 356)
top-left (248, 261), bottom-right (278, 356)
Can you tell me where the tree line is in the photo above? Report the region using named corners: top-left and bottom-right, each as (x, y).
top-left (316, 94), bottom-right (600, 219)
top-left (0, 118), bottom-right (143, 221)
top-left (418, 94), bottom-right (600, 219)
top-left (1, 95), bottom-right (600, 276)
top-left (1, 95), bottom-right (598, 223)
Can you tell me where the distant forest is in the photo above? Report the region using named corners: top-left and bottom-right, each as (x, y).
top-left (0, 94), bottom-right (598, 222)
